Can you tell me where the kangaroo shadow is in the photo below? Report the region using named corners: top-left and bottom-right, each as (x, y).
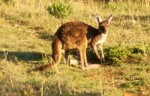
top-left (69, 48), bottom-right (110, 65)
top-left (0, 51), bottom-right (48, 64)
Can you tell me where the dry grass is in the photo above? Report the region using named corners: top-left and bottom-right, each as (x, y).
top-left (0, 0), bottom-right (150, 96)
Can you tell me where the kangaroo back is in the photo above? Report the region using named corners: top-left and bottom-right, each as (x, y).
top-left (55, 22), bottom-right (98, 49)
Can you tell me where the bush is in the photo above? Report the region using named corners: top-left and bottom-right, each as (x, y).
top-left (105, 46), bottom-right (132, 60)
top-left (47, 2), bottom-right (73, 19)
top-left (104, 45), bottom-right (145, 66)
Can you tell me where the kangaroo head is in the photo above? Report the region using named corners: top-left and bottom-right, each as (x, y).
top-left (96, 15), bottom-right (113, 34)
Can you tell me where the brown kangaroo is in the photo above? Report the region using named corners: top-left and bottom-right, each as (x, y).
top-left (37, 15), bottom-right (113, 70)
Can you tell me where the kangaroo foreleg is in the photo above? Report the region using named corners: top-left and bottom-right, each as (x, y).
top-left (92, 45), bottom-right (102, 61)
top-left (98, 44), bottom-right (105, 62)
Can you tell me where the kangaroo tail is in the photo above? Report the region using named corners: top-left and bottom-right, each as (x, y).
top-left (34, 36), bottom-right (62, 71)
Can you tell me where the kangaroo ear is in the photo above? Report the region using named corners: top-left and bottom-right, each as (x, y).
top-left (106, 15), bottom-right (113, 23)
top-left (96, 16), bottom-right (102, 23)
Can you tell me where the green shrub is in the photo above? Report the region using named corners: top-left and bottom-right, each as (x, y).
top-left (106, 2), bottom-right (117, 11)
top-left (47, 2), bottom-right (73, 19)
top-left (105, 46), bottom-right (131, 65)
top-left (104, 45), bottom-right (145, 66)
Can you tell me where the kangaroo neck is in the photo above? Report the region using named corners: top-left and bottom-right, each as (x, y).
top-left (87, 26), bottom-right (102, 39)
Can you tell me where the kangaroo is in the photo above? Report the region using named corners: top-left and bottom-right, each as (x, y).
top-left (37, 15), bottom-right (113, 70)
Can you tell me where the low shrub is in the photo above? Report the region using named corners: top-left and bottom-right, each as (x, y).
top-left (47, 2), bottom-right (73, 19)
top-left (104, 45), bottom-right (145, 66)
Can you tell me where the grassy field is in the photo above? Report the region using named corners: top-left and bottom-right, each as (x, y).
top-left (0, 0), bottom-right (150, 96)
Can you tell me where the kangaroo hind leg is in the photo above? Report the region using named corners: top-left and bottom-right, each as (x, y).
top-left (78, 45), bottom-right (88, 69)
top-left (65, 50), bottom-right (70, 65)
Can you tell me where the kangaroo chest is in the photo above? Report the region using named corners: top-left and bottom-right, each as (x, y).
top-left (95, 33), bottom-right (107, 45)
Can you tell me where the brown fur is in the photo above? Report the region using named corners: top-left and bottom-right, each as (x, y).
top-left (37, 15), bottom-right (113, 71)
